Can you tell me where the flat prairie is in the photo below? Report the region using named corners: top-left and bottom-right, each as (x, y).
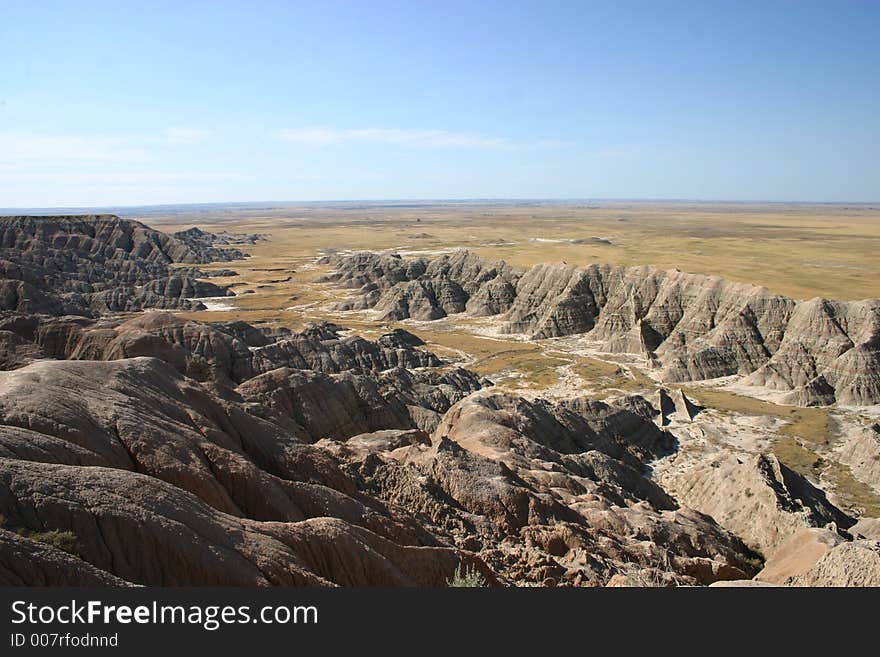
top-left (152, 200), bottom-right (880, 301)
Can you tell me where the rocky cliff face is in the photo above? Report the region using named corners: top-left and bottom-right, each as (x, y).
top-left (172, 226), bottom-right (263, 253)
top-left (0, 355), bottom-right (495, 586)
top-left (320, 250), bottom-right (520, 320)
top-left (321, 249), bottom-right (880, 405)
top-left (0, 215), bottom-right (242, 316)
top-left (364, 391), bottom-right (764, 585)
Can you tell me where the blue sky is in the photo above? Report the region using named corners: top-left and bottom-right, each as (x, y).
top-left (1, 0), bottom-right (878, 206)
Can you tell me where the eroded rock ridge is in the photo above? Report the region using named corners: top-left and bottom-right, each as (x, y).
top-left (320, 249), bottom-right (880, 406)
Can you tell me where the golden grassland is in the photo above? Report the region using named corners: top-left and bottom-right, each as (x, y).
top-left (470, 349), bottom-right (568, 389)
top-left (161, 201), bottom-right (880, 302)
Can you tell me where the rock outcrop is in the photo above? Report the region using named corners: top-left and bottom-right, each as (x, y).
top-left (0, 345), bottom-right (771, 586)
top-left (0, 355), bottom-right (497, 586)
top-left (320, 250), bottom-right (520, 320)
top-left (331, 390), bottom-right (762, 586)
top-left (0, 528), bottom-right (131, 586)
top-left (661, 452), bottom-right (854, 557)
top-left (657, 388), bottom-right (702, 424)
top-left (0, 215), bottom-right (242, 316)
top-left (0, 313), bottom-right (447, 386)
top-left (754, 527), bottom-right (844, 584)
top-left (0, 347), bottom-right (766, 587)
top-left (172, 226), bottom-right (264, 253)
top-left (321, 250), bottom-right (880, 405)
top-left (0, 459), bottom-right (485, 587)
top-left (789, 540), bottom-right (880, 587)
top-left (835, 423), bottom-right (880, 495)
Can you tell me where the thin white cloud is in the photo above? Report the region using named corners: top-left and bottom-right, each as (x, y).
top-left (162, 127), bottom-right (211, 145)
top-left (0, 133), bottom-right (146, 165)
top-left (534, 138), bottom-right (576, 149)
top-left (279, 127), bottom-right (515, 149)
top-left (0, 171), bottom-right (246, 185)
top-left (595, 143), bottom-right (651, 159)
top-left (0, 128), bottom-right (211, 170)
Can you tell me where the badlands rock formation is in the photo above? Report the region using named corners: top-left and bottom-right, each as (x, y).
top-left (172, 225), bottom-right (266, 250)
top-left (0, 337), bottom-right (764, 586)
top-left (789, 540), bottom-right (880, 587)
top-left (0, 215), bottom-right (239, 315)
top-left (661, 452), bottom-right (853, 557)
top-left (0, 312), bottom-right (446, 385)
top-left (0, 217), bottom-right (877, 587)
top-left (836, 423), bottom-right (880, 495)
top-left (321, 250), bottom-right (880, 406)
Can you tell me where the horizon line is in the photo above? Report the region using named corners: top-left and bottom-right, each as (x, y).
top-left (2, 196), bottom-right (879, 213)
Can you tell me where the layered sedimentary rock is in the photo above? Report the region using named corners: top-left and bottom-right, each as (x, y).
top-left (835, 423), bottom-right (880, 495)
top-left (0, 528), bottom-right (131, 586)
top-left (172, 226), bottom-right (265, 252)
top-left (0, 215), bottom-right (241, 315)
top-left (660, 452), bottom-right (853, 557)
top-left (0, 313), bottom-right (445, 386)
top-left (345, 391), bottom-right (764, 585)
top-left (321, 249), bottom-right (880, 405)
top-left (0, 459), bottom-right (484, 587)
top-left (0, 337), bottom-right (775, 586)
top-left (320, 250), bottom-right (520, 320)
top-left (657, 388), bottom-right (702, 424)
top-left (0, 356), bottom-right (496, 586)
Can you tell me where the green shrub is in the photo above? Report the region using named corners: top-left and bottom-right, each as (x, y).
top-left (447, 563), bottom-right (487, 588)
top-left (29, 530), bottom-right (80, 556)
top-left (0, 513), bottom-right (79, 556)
